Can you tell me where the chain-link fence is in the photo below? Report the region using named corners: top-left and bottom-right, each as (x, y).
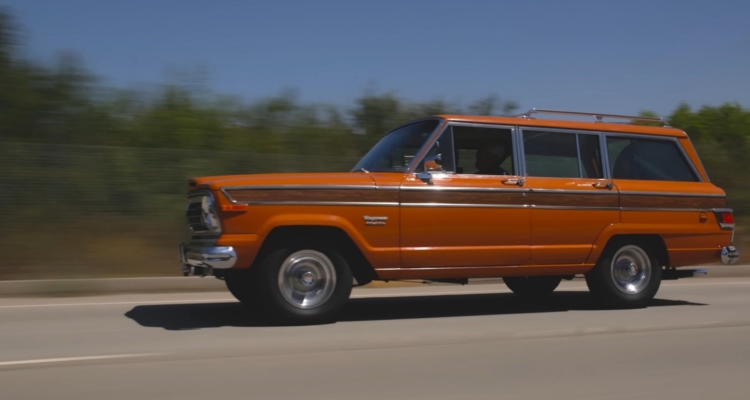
top-left (0, 142), bottom-right (360, 279)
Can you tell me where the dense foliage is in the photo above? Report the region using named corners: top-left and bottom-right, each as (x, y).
top-left (0, 10), bottom-right (746, 278)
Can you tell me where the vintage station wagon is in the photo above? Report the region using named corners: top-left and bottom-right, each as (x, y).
top-left (179, 109), bottom-right (739, 324)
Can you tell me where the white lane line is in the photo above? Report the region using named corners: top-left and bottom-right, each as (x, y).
top-left (0, 280), bottom-right (748, 310)
top-left (0, 353), bottom-right (162, 367)
top-left (0, 299), bottom-right (234, 309)
top-left (0, 290), bottom-right (509, 309)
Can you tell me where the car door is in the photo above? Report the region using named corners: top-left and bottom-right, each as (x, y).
top-left (400, 124), bottom-right (531, 269)
top-left (520, 128), bottom-right (620, 265)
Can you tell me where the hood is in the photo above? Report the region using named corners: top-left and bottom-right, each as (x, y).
top-left (189, 172), bottom-right (377, 191)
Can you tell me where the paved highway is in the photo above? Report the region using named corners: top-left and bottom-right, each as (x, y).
top-left (1, 277), bottom-right (750, 399)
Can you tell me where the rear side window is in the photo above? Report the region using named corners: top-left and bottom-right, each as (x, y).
top-left (607, 137), bottom-right (698, 182)
top-left (523, 131), bottom-right (580, 178)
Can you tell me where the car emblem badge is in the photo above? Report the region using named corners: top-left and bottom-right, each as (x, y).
top-left (364, 216), bottom-right (388, 226)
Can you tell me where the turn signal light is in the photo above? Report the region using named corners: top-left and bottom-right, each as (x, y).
top-left (221, 204), bottom-right (248, 212)
top-left (714, 209), bottom-right (735, 229)
top-left (720, 212), bottom-right (734, 225)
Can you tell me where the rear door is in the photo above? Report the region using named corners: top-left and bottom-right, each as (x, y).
top-left (520, 128), bottom-right (620, 265)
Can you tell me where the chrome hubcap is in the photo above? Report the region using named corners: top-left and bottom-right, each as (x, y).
top-left (611, 245), bottom-right (652, 294)
top-left (278, 250), bottom-right (336, 309)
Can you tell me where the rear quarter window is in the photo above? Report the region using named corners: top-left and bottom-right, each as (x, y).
top-left (607, 137), bottom-right (698, 182)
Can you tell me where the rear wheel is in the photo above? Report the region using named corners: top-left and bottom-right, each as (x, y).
top-left (503, 276), bottom-right (562, 298)
top-left (253, 239), bottom-right (353, 325)
top-left (585, 240), bottom-right (662, 308)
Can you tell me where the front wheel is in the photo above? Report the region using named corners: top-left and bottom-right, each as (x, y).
top-left (254, 239), bottom-right (353, 325)
top-left (503, 276), bottom-right (562, 298)
top-left (585, 241), bottom-right (662, 308)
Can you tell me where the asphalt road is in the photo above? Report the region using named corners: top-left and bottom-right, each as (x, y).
top-left (2, 277), bottom-right (750, 400)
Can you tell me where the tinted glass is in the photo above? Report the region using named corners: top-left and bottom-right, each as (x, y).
top-left (452, 125), bottom-right (514, 175)
top-left (523, 131), bottom-right (579, 178)
top-left (352, 120), bottom-right (440, 172)
top-left (607, 137), bottom-right (698, 181)
top-left (578, 134), bottom-right (604, 179)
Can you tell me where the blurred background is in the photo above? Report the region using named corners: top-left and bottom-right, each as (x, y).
top-left (0, 1), bottom-right (747, 280)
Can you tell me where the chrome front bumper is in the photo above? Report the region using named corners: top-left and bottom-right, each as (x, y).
top-left (179, 243), bottom-right (237, 269)
top-left (721, 246), bottom-right (740, 265)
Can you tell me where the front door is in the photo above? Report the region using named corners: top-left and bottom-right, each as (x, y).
top-left (400, 124), bottom-right (531, 269)
top-left (520, 129), bottom-right (620, 265)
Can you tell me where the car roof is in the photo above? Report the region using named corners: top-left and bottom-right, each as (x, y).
top-left (435, 114), bottom-right (688, 138)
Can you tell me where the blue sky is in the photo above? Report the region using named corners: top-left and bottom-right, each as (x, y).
top-left (5, 0), bottom-right (750, 116)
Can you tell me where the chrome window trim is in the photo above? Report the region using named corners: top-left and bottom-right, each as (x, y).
top-left (513, 126), bottom-right (525, 177)
top-left (575, 133), bottom-right (583, 178)
top-left (598, 132), bottom-right (612, 180)
top-left (517, 126), bottom-right (603, 179)
top-left (711, 208), bottom-right (734, 213)
top-left (514, 126), bottom-right (526, 177)
top-left (405, 118), bottom-right (449, 174)
top-left (603, 133), bottom-right (704, 183)
top-left (424, 122), bottom-right (519, 177)
top-left (445, 121), bottom-right (517, 129)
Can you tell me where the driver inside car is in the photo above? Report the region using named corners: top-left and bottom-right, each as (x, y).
top-left (475, 144), bottom-right (509, 175)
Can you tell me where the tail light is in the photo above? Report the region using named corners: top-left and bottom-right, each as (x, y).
top-left (713, 209), bottom-right (735, 230)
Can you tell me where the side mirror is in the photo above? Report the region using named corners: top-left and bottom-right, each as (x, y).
top-left (423, 154), bottom-right (443, 172)
top-left (416, 154), bottom-right (443, 184)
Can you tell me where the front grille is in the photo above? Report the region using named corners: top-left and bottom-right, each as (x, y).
top-left (186, 201), bottom-right (207, 232)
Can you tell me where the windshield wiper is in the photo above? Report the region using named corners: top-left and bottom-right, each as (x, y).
top-left (359, 168), bottom-right (369, 173)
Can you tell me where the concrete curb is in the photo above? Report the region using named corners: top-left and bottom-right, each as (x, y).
top-left (1, 265), bottom-right (747, 297)
top-left (0, 277), bottom-right (423, 297)
top-left (0, 277), bottom-right (227, 297)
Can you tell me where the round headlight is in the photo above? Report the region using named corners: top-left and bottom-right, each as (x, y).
top-left (201, 196), bottom-right (221, 231)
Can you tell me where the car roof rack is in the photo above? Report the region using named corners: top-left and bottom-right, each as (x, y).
top-left (515, 108), bottom-right (670, 127)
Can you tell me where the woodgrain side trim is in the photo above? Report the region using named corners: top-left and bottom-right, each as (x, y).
top-left (400, 190), bottom-right (528, 206)
top-left (224, 188), bottom-right (399, 205)
top-left (529, 192), bottom-right (619, 208)
top-left (620, 194), bottom-right (727, 209)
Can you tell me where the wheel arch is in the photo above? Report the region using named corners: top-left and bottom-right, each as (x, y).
top-left (254, 225), bottom-right (378, 286)
top-left (596, 234), bottom-right (669, 268)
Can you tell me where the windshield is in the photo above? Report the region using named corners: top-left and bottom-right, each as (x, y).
top-left (352, 119), bottom-right (441, 172)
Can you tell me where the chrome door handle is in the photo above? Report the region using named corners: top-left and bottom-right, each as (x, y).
top-left (502, 178), bottom-right (525, 186)
top-left (592, 182), bottom-right (614, 190)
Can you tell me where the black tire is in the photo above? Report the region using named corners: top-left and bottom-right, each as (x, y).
top-left (253, 238), bottom-right (353, 325)
top-left (224, 269), bottom-right (256, 305)
top-left (503, 276), bottom-right (562, 298)
top-left (585, 240), bottom-right (662, 308)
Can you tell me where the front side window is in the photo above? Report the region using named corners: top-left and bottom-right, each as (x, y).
top-left (523, 131), bottom-right (580, 178)
top-left (352, 119), bottom-right (441, 172)
top-left (419, 125), bottom-right (515, 175)
top-left (607, 137), bottom-right (698, 181)
top-left (453, 126), bottom-right (515, 175)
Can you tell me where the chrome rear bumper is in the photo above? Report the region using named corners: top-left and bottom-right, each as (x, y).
top-left (179, 243), bottom-right (237, 269)
top-left (721, 246), bottom-right (740, 265)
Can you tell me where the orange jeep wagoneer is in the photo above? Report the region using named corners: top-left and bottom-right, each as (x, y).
top-left (179, 109), bottom-right (739, 324)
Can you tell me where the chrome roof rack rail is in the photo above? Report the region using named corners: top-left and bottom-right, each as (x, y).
top-left (515, 108), bottom-right (670, 127)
